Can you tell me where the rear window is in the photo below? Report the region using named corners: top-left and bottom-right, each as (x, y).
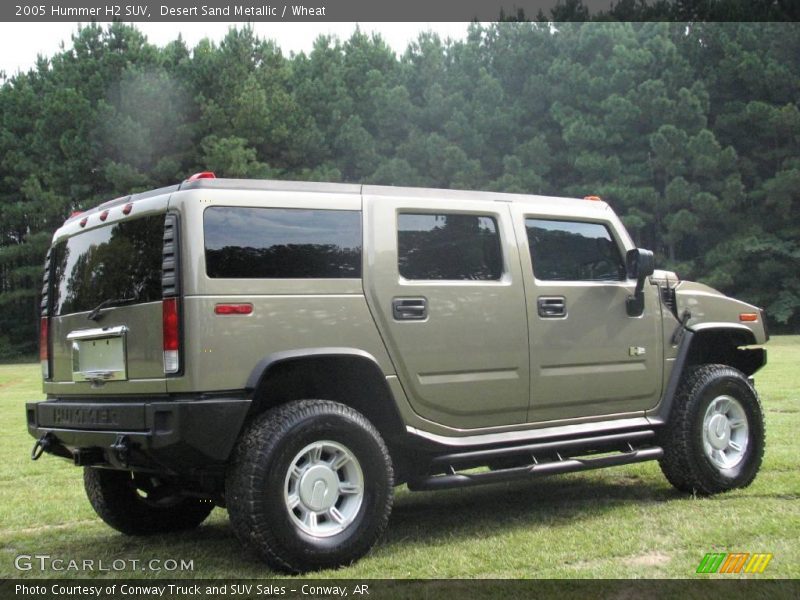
top-left (51, 214), bottom-right (165, 316)
top-left (204, 207), bottom-right (362, 279)
top-left (397, 213), bottom-right (503, 281)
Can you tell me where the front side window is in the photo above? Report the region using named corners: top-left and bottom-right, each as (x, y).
top-left (526, 219), bottom-right (626, 281)
top-left (398, 213), bottom-right (503, 281)
top-left (51, 214), bottom-right (164, 316)
top-left (204, 207), bottom-right (362, 278)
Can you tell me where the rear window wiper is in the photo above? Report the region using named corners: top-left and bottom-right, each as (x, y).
top-left (86, 297), bottom-right (136, 321)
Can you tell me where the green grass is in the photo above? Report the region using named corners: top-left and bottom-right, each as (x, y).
top-left (2, 337), bottom-right (798, 579)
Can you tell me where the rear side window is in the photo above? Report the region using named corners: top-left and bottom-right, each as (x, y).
top-left (398, 213), bottom-right (503, 281)
top-left (51, 214), bottom-right (165, 316)
top-left (526, 219), bottom-right (626, 281)
top-left (204, 207), bottom-right (362, 278)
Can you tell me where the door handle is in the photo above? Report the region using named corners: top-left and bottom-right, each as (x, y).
top-left (537, 296), bottom-right (566, 318)
top-left (392, 297), bottom-right (428, 321)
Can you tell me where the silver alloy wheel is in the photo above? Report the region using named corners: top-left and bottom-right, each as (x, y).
top-left (702, 394), bottom-right (749, 470)
top-left (283, 440), bottom-right (364, 537)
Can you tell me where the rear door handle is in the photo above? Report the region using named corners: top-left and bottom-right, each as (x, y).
top-left (392, 297), bottom-right (428, 321)
top-left (537, 296), bottom-right (566, 318)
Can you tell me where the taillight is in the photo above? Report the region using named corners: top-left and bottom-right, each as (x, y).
top-left (39, 317), bottom-right (49, 379)
top-left (162, 298), bottom-right (179, 374)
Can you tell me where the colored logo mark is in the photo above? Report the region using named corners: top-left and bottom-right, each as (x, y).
top-left (696, 552), bottom-right (773, 574)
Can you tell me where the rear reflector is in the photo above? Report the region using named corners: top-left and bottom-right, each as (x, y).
top-left (39, 317), bottom-right (49, 379)
top-left (162, 298), bottom-right (180, 374)
top-left (214, 303), bottom-right (253, 315)
top-left (187, 171), bottom-right (216, 182)
top-left (739, 313), bottom-right (758, 322)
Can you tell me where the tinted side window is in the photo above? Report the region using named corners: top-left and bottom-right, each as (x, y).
top-left (52, 215), bottom-right (164, 316)
top-left (526, 219), bottom-right (626, 281)
top-left (398, 213), bottom-right (502, 281)
top-left (204, 207), bottom-right (362, 279)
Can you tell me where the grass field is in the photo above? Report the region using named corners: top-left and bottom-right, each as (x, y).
top-left (1, 337), bottom-right (798, 579)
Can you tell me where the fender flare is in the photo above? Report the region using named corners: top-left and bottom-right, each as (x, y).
top-left (245, 347), bottom-right (386, 392)
top-left (244, 347), bottom-right (407, 442)
top-left (652, 325), bottom-right (765, 424)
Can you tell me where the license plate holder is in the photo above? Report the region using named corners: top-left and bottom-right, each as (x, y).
top-left (67, 326), bottom-right (128, 382)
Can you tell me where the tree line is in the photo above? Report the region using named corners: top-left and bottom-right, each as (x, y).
top-left (0, 21), bottom-right (798, 356)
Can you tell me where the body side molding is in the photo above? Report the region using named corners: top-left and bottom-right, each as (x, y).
top-left (407, 416), bottom-right (653, 447)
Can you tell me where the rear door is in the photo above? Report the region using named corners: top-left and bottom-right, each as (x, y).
top-left (363, 194), bottom-right (530, 429)
top-left (510, 206), bottom-right (663, 422)
top-left (44, 198), bottom-right (170, 396)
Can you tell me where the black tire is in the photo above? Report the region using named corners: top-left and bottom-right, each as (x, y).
top-left (84, 468), bottom-right (213, 535)
top-left (659, 364), bottom-right (765, 495)
top-left (226, 400), bottom-right (394, 573)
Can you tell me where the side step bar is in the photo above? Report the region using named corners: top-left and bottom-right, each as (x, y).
top-left (408, 445), bottom-right (664, 491)
top-left (429, 430), bottom-right (657, 467)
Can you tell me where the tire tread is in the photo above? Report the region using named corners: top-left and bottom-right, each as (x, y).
top-left (84, 468), bottom-right (213, 535)
top-left (226, 399), bottom-right (393, 573)
top-left (659, 364), bottom-right (765, 495)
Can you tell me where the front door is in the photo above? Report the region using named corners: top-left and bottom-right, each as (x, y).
top-left (511, 207), bottom-right (663, 423)
top-left (363, 195), bottom-right (530, 429)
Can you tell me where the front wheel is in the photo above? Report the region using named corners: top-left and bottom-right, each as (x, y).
top-left (659, 364), bottom-right (765, 495)
top-left (226, 400), bottom-right (394, 573)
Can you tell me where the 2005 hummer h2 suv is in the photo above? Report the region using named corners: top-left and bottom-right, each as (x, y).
top-left (28, 174), bottom-right (768, 572)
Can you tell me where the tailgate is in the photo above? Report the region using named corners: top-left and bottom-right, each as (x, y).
top-left (43, 208), bottom-right (170, 397)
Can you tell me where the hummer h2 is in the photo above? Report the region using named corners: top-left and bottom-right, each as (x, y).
top-left (28, 174), bottom-right (768, 572)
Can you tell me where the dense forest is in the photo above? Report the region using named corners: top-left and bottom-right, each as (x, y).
top-left (0, 21), bottom-right (798, 356)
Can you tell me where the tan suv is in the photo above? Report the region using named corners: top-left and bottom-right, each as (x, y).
top-left (28, 174), bottom-right (768, 572)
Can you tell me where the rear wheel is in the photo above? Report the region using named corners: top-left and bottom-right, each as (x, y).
top-left (226, 400), bottom-right (394, 573)
top-left (84, 468), bottom-right (213, 535)
top-left (659, 364), bottom-right (765, 495)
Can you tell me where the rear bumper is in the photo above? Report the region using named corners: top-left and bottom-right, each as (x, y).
top-left (26, 397), bottom-right (250, 478)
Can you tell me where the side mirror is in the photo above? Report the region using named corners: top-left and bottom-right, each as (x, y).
top-left (626, 248), bottom-right (655, 317)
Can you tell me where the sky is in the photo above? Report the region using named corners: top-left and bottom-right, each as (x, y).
top-left (0, 22), bottom-right (470, 77)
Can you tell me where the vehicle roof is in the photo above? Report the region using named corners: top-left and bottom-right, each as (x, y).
top-left (55, 178), bottom-right (612, 241)
top-left (179, 178), bottom-right (612, 213)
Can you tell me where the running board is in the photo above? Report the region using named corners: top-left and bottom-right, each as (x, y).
top-left (407, 446), bottom-right (664, 491)
top-left (429, 430), bottom-right (657, 468)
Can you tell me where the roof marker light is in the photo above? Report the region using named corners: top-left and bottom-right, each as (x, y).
top-left (79, 217), bottom-right (88, 227)
top-left (122, 203), bottom-right (133, 215)
top-left (187, 171), bottom-right (216, 182)
top-left (99, 210), bottom-right (109, 221)
top-left (584, 195), bottom-right (602, 202)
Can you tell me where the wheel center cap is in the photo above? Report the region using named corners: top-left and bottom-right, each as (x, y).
top-left (299, 465), bottom-right (338, 511)
top-left (708, 414), bottom-right (730, 449)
